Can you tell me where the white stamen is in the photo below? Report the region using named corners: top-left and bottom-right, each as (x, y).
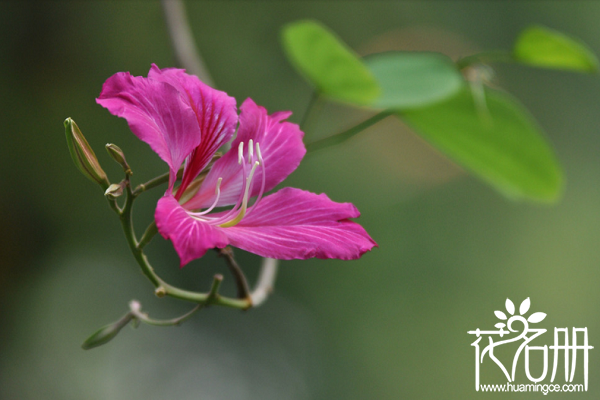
top-left (244, 142), bottom-right (266, 219)
top-left (255, 142), bottom-right (263, 165)
top-left (248, 139), bottom-right (254, 163)
top-left (218, 161), bottom-right (259, 227)
top-left (190, 177), bottom-right (223, 218)
top-left (238, 142), bottom-right (244, 164)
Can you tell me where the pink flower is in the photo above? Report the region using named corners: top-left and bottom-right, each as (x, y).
top-left (97, 65), bottom-right (377, 266)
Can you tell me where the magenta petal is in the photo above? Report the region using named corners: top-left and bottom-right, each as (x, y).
top-left (97, 65), bottom-right (238, 190)
top-left (97, 70), bottom-right (201, 180)
top-left (221, 188), bottom-right (377, 260)
top-left (155, 195), bottom-right (229, 267)
top-left (185, 98), bottom-right (306, 209)
top-left (148, 66), bottom-right (238, 192)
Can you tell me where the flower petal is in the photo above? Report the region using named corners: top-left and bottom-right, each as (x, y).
top-left (155, 195), bottom-right (229, 267)
top-left (97, 65), bottom-right (238, 191)
top-left (185, 98), bottom-right (306, 209)
top-left (148, 66), bottom-right (238, 193)
top-left (97, 68), bottom-right (201, 181)
top-left (219, 188), bottom-right (377, 260)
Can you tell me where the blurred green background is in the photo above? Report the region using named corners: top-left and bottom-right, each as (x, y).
top-left (1, 1), bottom-right (599, 399)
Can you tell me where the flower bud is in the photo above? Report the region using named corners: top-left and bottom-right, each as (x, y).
top-left (64, 118), bottom-right (109, 190)
top-left (106, 143), bottom-right (132, 175)
top-left (81, 313), bottom-right (133, 350)
top-left (104, 182), bottom-right (125, 200)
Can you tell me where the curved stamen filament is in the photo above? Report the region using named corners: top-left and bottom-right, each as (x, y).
top-left (237, 141), bottom-right (244, 164)
top-left (190, 177), bottom-right (222, 217)
top-left (204, 141), bottom-right (249, 225)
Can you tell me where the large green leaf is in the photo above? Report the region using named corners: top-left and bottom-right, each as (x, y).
top-left (281, 20), bottom-right (380, 104)
top-left (513, 25), bottom-right (599, 73)
top-left (401, 88), bottom-right (563, 202)
top-left (364, 52), bottom-right (464, 109)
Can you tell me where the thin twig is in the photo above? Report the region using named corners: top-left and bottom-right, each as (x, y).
top-left (161, 0), bottom-right (214, 86)
top-left (217, 247), bottom-right (251, 300)
top-left (206, 274), bottom-right (224, 304)
top-left (138, 221), bottom-right (158, 250)
top-left (129, 300), bottom-right (204, 327)
top-left (305, 111), bottom-right (392, 154)
top-left (299, 91), bottom-right (322, 135)
top-left (106, 197), bottom-right (122, 215)
top-left (250, 258), bottom-right (279, 307)
top-left (133, 171), bottom-right (170, 196)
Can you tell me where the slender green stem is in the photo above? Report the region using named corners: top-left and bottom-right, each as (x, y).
top-left (133, 171), bottom-right (171, 197)
top-left (118, 178), bottom-right (160, 287)
top-left (456, 50), bottom-right (512, 70)
top-left (159, 281), bottom-right (249, 308)
top-left (206, 274), bottom-right (224, 303)
top-left (129, 300), bottom-right (204, 327)
top-left (133, 157), bottom-right (218, 198)
top-left (135, 306), bottom-right (202, 327)
top-left (217, 247), bottom-right (251, 300)
top-left (250, 257), bottom-right (278, 307)
top-left (299, 91), bottom-right (322, 134)
top-left (128, 274), bottom-right (224, 327)
top-left (138, 221), bottom-right (158, 250)
top-left (305, 111), bottom-right (392, 154)
top-left (106, 197), bottom-right (122, 215)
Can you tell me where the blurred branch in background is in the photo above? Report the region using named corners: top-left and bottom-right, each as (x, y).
top-left (160, 0), bottom-right (213, 86)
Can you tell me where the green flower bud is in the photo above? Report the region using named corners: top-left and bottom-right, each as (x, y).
top-left (81, 313), bottom-right (133, 350)
top-left (64, 118), bottom-right (109, 190)
top-left (106, 143), bottom-right (132, 175)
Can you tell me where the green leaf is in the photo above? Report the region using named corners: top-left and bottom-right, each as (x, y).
top-left (513, 25), bottom-right (599, 73)
top-left (400, 88), bottom-right (563, 202)
top-left (281, 20), bottom-right (380, 104)
top-left (364, 52), bottom-right (464, 109)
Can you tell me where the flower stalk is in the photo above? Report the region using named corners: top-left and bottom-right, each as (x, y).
top-left (217, 247), bottom-right (251, 300)
top-left (111, 170), bottom-right (252, 309)
top-left (305, 110), bottom-right (393, 153)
